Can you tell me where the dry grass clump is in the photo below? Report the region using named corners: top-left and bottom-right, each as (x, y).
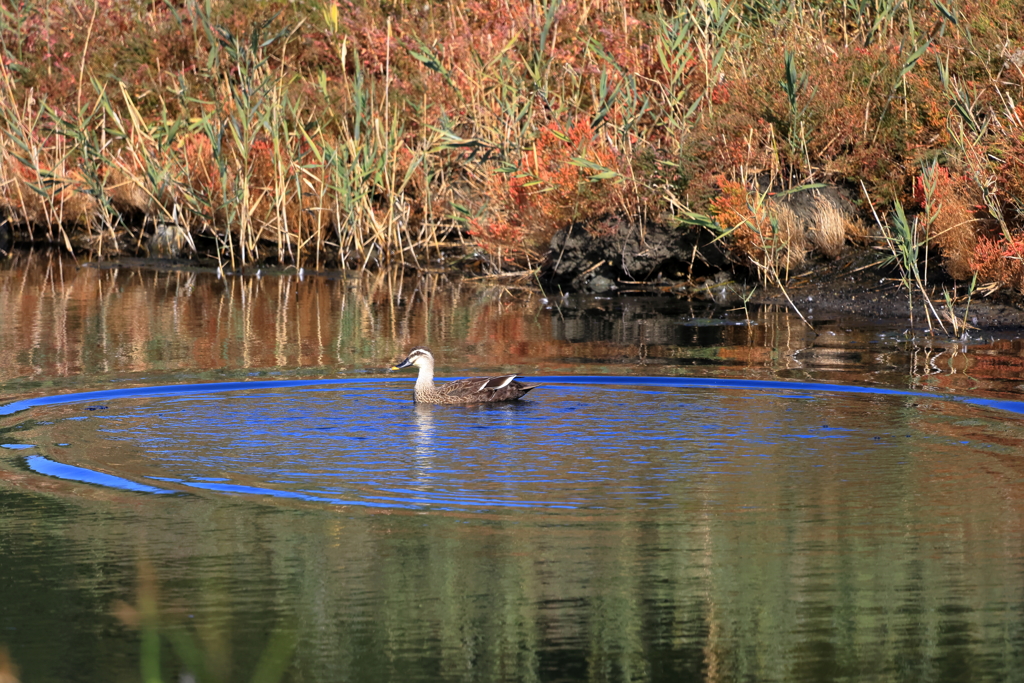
top-left (706, 175), bottom-right (869, 276)
top-left (808, 194), bottom-right (866, 259)
top-left (767, 201), bottom-right (809, 272)
top-left (0, 156), bottom-right (99, 248)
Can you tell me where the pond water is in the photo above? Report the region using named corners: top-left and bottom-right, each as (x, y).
top-left (2, 252), bottom-right (1024, 682)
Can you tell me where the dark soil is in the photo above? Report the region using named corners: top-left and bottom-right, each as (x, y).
top-left (539, 217), bottom-right (730, 293)
top-left (752, 247), bottom-right (1024, 332)
top-left (0, 219), bottom-right (11, 259)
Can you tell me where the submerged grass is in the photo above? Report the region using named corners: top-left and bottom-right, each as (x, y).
top-left (1, 0), bottom-right (1024, 289)
top-left (116, 560), bottom-right (296, 683)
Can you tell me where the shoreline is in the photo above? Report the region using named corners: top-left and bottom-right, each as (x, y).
top-left (7, 243), bottom-right (1024, 333)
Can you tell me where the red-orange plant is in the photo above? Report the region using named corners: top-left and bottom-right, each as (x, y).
top-left (707, 175), bottom-right (808, 273)
top-left (472, 117), bottom-right (631, 266)
top-left (913, 166), bottom-right (978, 280)
top-left (971, 236), bottom-right (1024, 291)
top-left (708, 176), bottom-right (778, 265)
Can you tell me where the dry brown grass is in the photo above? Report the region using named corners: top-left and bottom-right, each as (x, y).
top-left (0, 157), bottom-right (99, 245)
top-left (767, 200), bottom-right (809, 272)
top-left (807, 193), bottom-right (864, 259)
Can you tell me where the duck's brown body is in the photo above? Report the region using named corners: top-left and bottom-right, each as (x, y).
top-left (389, 347), bottom-right (539, 404)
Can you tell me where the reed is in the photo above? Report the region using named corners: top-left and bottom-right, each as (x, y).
top-left (870, 194), bottom-right (947, 336)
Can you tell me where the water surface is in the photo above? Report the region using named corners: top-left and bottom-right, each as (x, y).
top-left (3, 252), bottom-right (1024, 682)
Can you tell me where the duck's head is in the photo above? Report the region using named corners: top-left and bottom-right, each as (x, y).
top-left (389, 346), bottom-right (434, 371)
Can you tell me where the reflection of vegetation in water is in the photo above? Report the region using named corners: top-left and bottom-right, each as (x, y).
top-left (0, 252), bottom-right (551, 382)
top-left (4, 251), bottom-right (1024, 397)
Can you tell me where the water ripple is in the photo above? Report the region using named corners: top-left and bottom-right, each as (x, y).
top-left (3, 376), bottom-right (1023, 511)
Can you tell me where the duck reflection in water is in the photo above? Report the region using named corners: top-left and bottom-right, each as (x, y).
top-left (413, 403), bottom-right (435, 460)
top-left (388, 347), bottom-right (540, 404)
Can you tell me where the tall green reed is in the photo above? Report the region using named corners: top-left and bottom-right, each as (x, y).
top-left (871, 193), bottom-right (947, 335)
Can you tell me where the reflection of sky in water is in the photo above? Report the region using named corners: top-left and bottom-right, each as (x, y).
top-left (25, 455), bottom-right (173, 494)
top-left (7, 377), bottom-right (1020, 512)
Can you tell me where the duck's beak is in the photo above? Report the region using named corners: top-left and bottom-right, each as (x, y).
top-left (389, 358), bottom-right (412, 371)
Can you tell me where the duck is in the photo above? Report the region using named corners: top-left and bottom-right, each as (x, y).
top-left (388, 346), bottom-right (540, 404)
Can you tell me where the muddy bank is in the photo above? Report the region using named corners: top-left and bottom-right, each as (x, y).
top-left (0, 219), bottom-right (11, 259)
top-left (538, 183), bottom-right (862, 292)
top-left (540, 230), bottom-right (1024, 332)
top-left (751, 249), bottom-right (1024, 332)
top-left (534, 183), bottom-right (1024, 333)
top-left (540, 217), bottom-right (730, 293)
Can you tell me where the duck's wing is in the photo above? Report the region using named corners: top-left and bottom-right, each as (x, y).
top-left (476, 375), bottom-right (518, 391)
top-left (437, 376), bottom-right (540, 402)
top-left (436, 377), bottom-right (504, 396)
